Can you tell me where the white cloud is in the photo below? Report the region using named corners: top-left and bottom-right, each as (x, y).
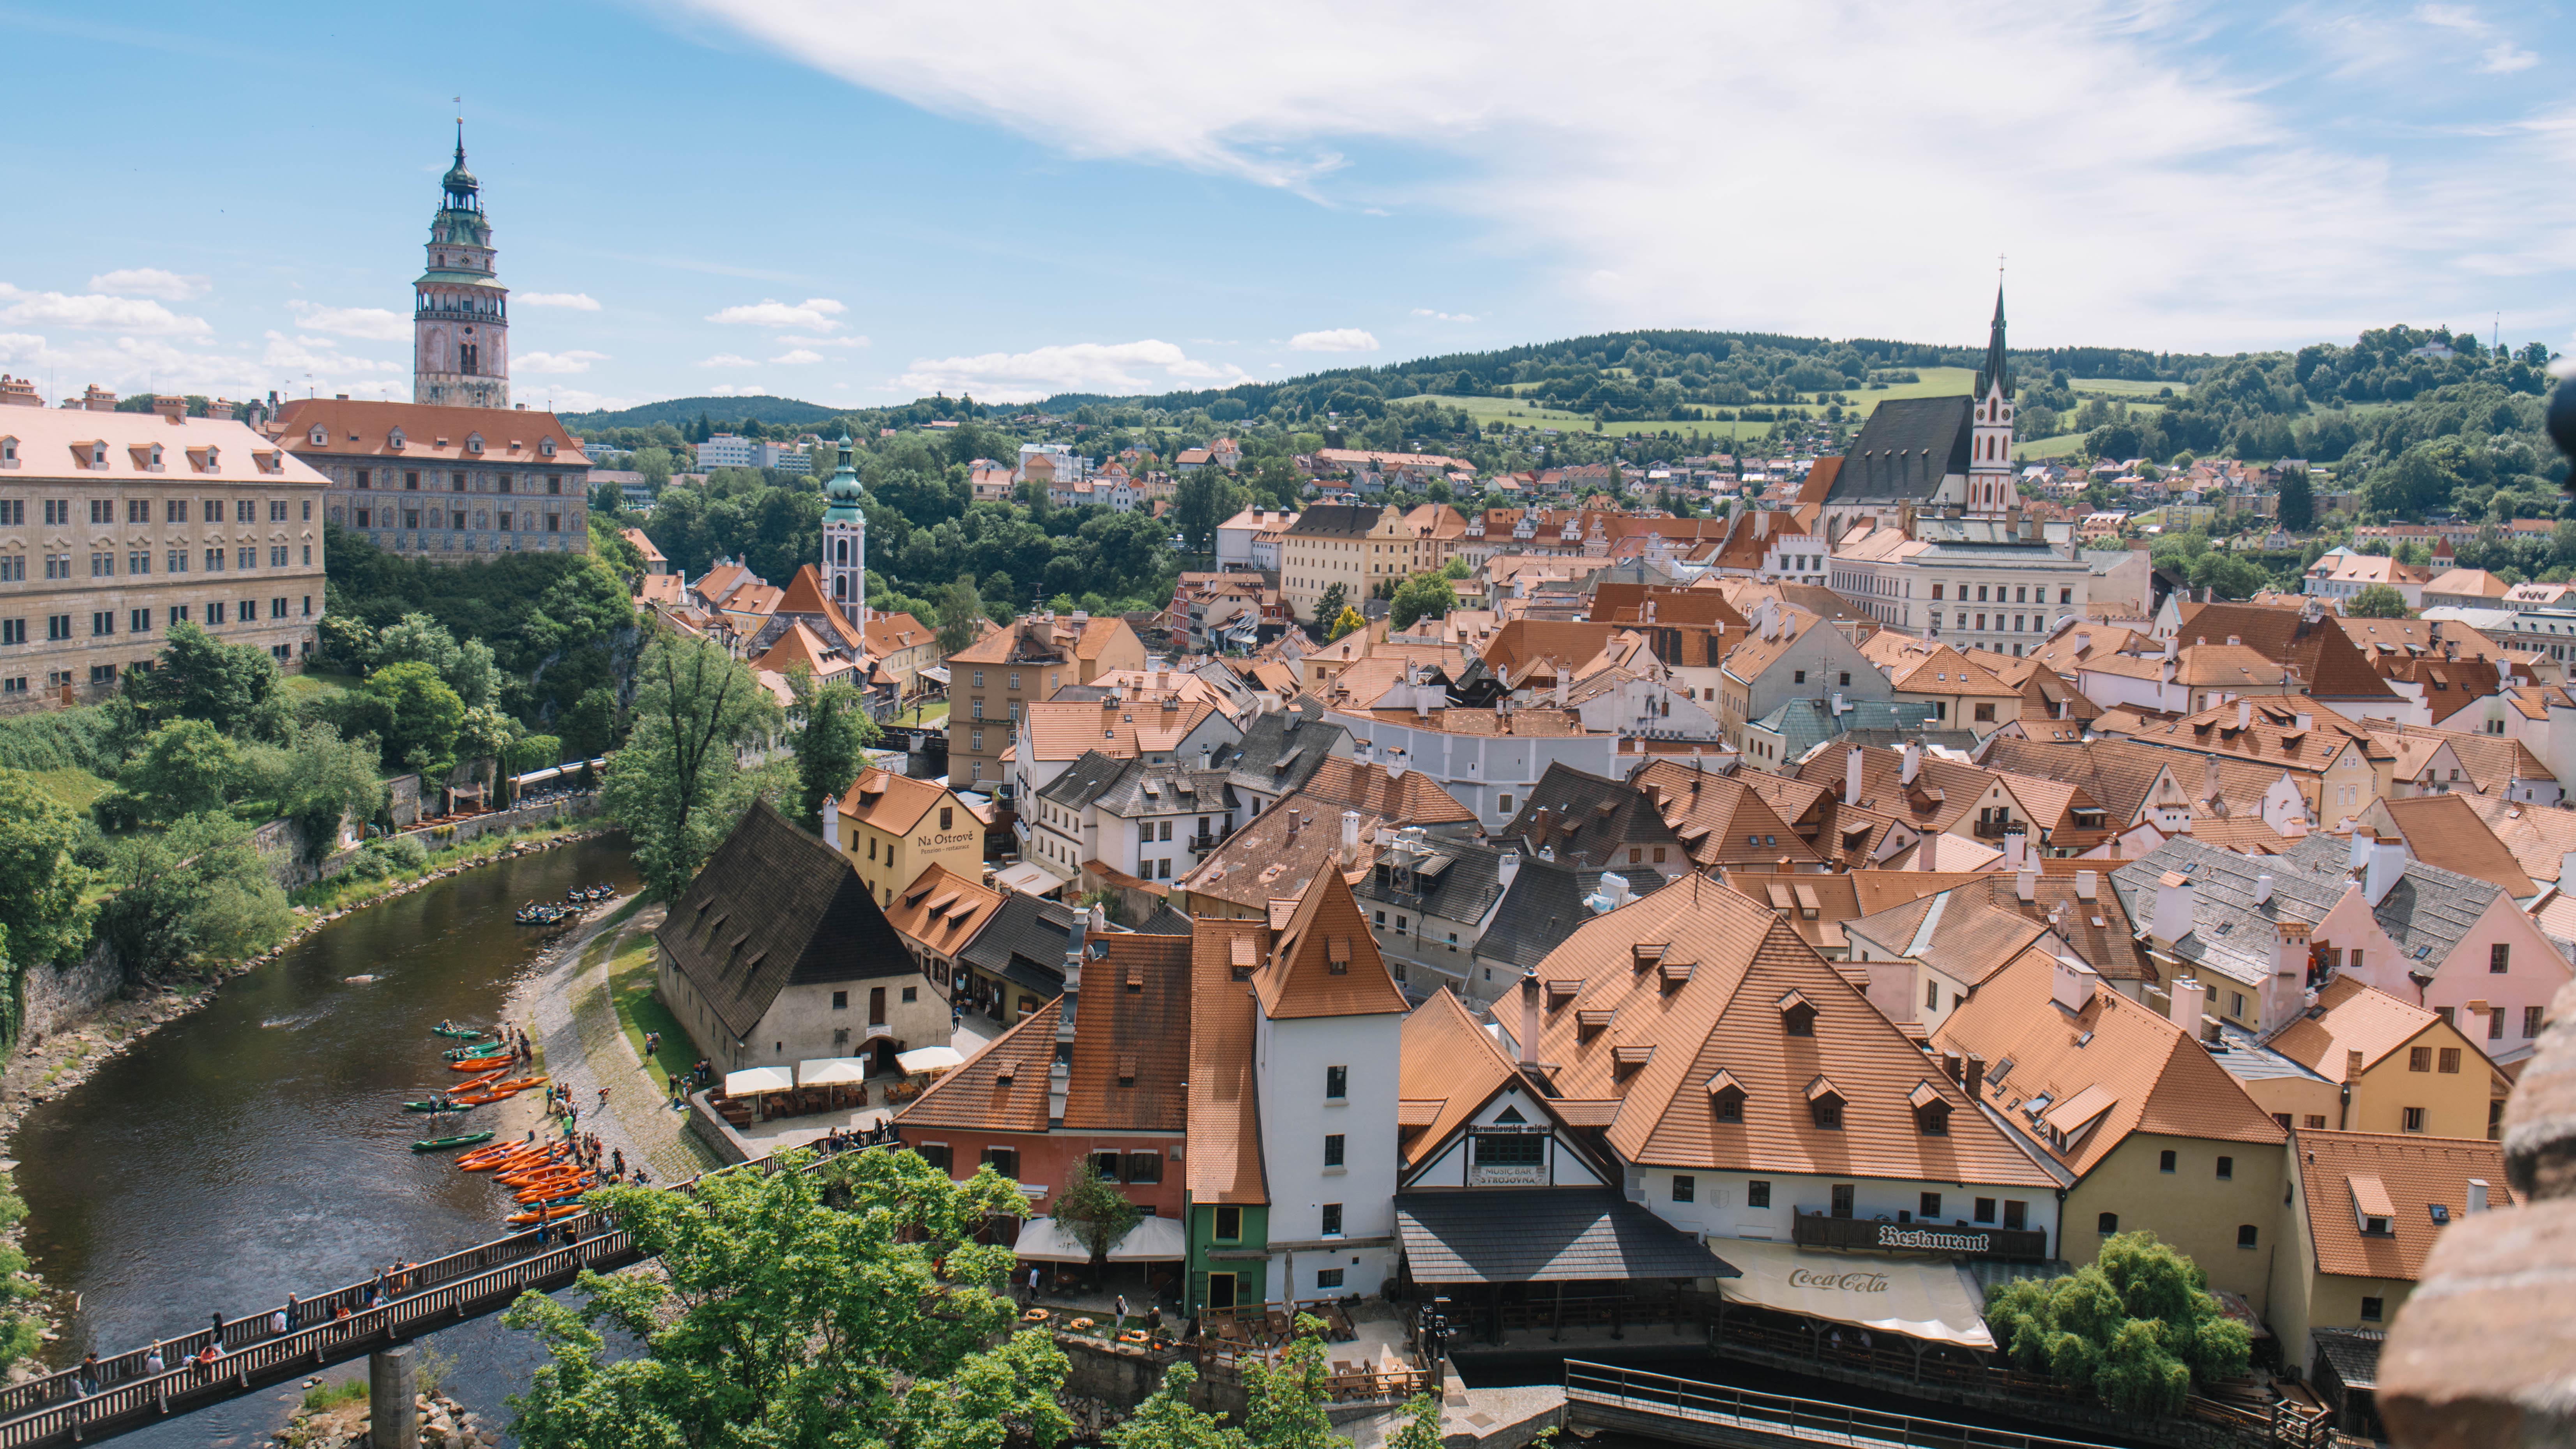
top-left (2481, 41), bottom-right (2538, 71)
top-left (519, 350), bottom-right (610, 375)
top-left (779, 333), bottom-right (869, 348)
top-left (1288, 328), bottom-right (1380, 353)
top-left (0, 284), bottom-right (210, 336)
top-left (769, 348), bottom-right (826, 365)
top-left (705, 297), bottom-right (847, 330)
top-left (90, 268), bottom-right (210, 301)
top-left (517, 292), bottom-right (601, 311)
top-left (671, 0), bottom-right (2576, 350)
top-left (518, 385), bottom-right (640, 412)
top-left (260, 331), bottom-right (401, 375)
top-left (1412, 308), bottom-right (1478, 323)
top-left (896, 339), bottom-right (1250, 403)
top-left (707, 383), bottom-right (772, 396)
top-left (285, 300), bottom-right (412, 342)
top-left (698, 353), bottom-right (760, 368)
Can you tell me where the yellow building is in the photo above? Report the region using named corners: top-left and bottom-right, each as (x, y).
top-left (1935, 946), bottom-right (2289, 1311)
top-left (942, 612), bottom-right (1145, 793)
top-left (829, 768), bottom-right (989, 909)
top-left (1277, 502), bottom-right (1413, 623)
top-left (2244, 975), bottom-right (2507, 1140)
top-left (2268, 1129), bottom-right (2510, 1434)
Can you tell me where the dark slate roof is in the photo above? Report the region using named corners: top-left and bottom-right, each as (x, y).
top-left (1825, 396), bottom-right (1973, 505)
top-left (1357, 838), bottom-right (1509, 928)
top-left (1035, 749), bottom-right (1133, 810)
top-left (1214, 696), bottom-right (1347, 799)
top-left (1475, 855), bottom-right (1665, 971)
top-left (956, 889), bottom-right (1084, 997)
top-left (2313, 1328), bottom-right (2383, 1390)
top-left (1395, 1188), bottom-right (1737, 1283)
top-left (1133, 903), bottom-right (1196, 937)
top-left (1283, 503), bottom-right (1387, 540)
top-left (1500, 761), bottom-right (1679, 870)
top-left (655, 801), bottom-right (921, 1043)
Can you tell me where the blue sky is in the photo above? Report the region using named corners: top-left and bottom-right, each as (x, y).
top-left (2, 0), bottom-right (2569, 412)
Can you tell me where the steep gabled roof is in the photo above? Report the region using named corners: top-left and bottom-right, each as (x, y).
top-left (1826, 396), bottom-right (1974, 504)
top-left (2363, 794), bottom-right (2536, 898)
top-left (1933, 945), bottom-right (2285, 1179)
top-left (1521, 879), bottom-right (2055, 1185)
top-left (2267, 975), bottom-right (2456, 1084)
top-left (1187, 917), bottom-right (1272, 1204)
top-left (1501, 762), bottom-right (1682, 869)
top-left (2174, 600), bottom-right (2400, 702)
top-left (883, 864), bottom-right (1004, 961)
top-left (1255, 869), bottom-right (1410, 1019)
top-left (1629, 758), bottom-right (1825, 869)
top-left (654, 802), bottom-right (923, 1043)
top-left (2295, 1130), bottom-right (2511, 1280)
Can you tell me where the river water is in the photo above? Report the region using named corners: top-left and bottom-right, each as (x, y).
top-left (11, 834), bottom-right (637, 1449)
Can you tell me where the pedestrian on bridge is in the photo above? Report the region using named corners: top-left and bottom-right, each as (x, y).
top-left (76, 1353), bottom-right (99, 1397)
top-left (270, 1305), bottom-right (288, 1336)
top-left (143, 1343), bottom-right (163, 1377)
top-left (285, 1292), bottom-right (301, 1329)
top-left (208, 1311), bottom-right (224, 1345)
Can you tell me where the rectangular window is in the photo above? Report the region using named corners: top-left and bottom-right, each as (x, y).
top-left (43, 616), bottom-right (67, 641)
top-left (1320, 1203), bottom-right (1343, 1237)
top-left (90, 611), bottom-right (113, 637)
top-left (831, 991), bottom-right (847, 1009)
top-left (2216, 1155), bottom-right (2233, 1180)
top-left (1974, 1197), bottom-right (1996, 1223)
top-left (1214, 1206), bottom-right (1243, 1242)
top-left (2411, 1046), bottom-right (2433, 1072)
top-left (128, 608), bottom-right (150, 634)
top-left (2529, 1006), bottom-right (2546, 1038)
top-left (1316, 1268), bottom-right (1344, 1290)
top-left (2160, 1149), bottom-right (2177, 1173)
top-left (2492, 943), bottom-right (2511, 974)
top-left (2004, 1200), bottom-right (2028, 1230)
top-left (2360, 1296), bottom-right (2383, 1322)
top-left (89, 499), bottom-right (111, 524)
top-left (0, 620), bottom-right (20, 645)
top-left (2440, 1047), bottom-right (2462, 1074)
top-left (354, 470), bottom-right (370, 490)
top-left (1920, 1192), bottom-right (1942, 1219)
top-left (981, 1146), bottom-right (1019, 1180)
top-left (1322, 1134), bottom-right (1344, 1168)
top-left (1673, 1175), bottom-right (1695, 1203)
top-left (208, 602), bottom-right (225, 625)
top-left (1325, 1065), bottom-right (1346, 1100)
top-left (1830, 1184), bottom-right (1855, 1218)
top-left (405, 472), bottom-right (419, 490)
top-left (170, 604), bottom-right (189, 624)
top-left (1747, 1180), bottom-right (1771, 1209)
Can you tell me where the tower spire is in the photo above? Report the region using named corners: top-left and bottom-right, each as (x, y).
top-left (1976, 280), bottom-right (2012, 401)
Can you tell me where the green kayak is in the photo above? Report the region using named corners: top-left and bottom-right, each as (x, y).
top-left (431, 1024), bottom-right (483, 1040)
top-left (442, 1041), bottom-right (503, 1060)
top-left (413, 1131), bottom-right (495, 1152)
top-left (405, 1100), bottom-right (474, 1113)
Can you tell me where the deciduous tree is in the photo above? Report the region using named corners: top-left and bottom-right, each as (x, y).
top-left (365, 661), bottom-right (467, 772)
top-left (1984, 1233), bottom-right (2250, 1416)
top-left (119, 621), bottom-right (281, 739)
top-left (2346, 583), bottom-right (2412, 618)
top-left (792, 672), bottom-right (877, 829)
top-left (601, 629), bottom-right (781, 899)
top-left (501, 1147), bottom-right (1071, 1449)
top-left (91, 811), bottom-right (294, 979)
top-left (1052, 1157), bottom-right (1141, 1288)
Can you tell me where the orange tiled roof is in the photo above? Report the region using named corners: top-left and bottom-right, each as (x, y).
top-left (1187, 917), bottom-right (1272, 1204)
top-left (837, 768), bottom-right (957, 837)
top-left (2268, 975), bottom-right (2455, 1084)
top-left (1022, 696), bottom-right (1221, 761)
top-left (1254, 869), bottom-right (1410, 1020)
top-left (272, 396), bottom-right (589, 465)
top-left (2296, 1129), bottom-right (2511, 1280)
top-left (882, 863), bottom-right (1003, 959)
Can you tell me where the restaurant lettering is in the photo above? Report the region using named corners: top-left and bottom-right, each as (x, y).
top-left (914, 830), bottom-right (982, 850)
top-left (1876, 1224), bottom-right (1992, 1253)
top-left (1787, 1268), bottom-right (1889, 1293)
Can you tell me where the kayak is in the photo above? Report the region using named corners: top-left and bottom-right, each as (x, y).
top-left (501, 1164), bottom-right (587, 1189)
top-left (458, 1142), bottom-right (551, 1170)
top-left (414, 1131), bottom-right (496, 1152)
top-left (515, 1176), bottom-right (596, 1203)
top-left (404, 1101), bottom-right (474, 1113)
top-left (442, 1041), bottom-right (504, 1060)
top-left (431, 1024), bottom-right (483, 1039)
top-left (450, 1055), bottom-right (514, 1072)
top-left (505, 1203), bottom-right (583, 1226)
top-left (452, 1074), bottom-right (548, 1106)
top-left (469, 1144), bottom-right (565, 1174)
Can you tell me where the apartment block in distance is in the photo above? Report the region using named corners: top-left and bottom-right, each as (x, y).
top-left (0, 386), bottom-right (327, 710)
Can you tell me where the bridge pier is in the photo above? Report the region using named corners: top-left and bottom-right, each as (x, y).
top-left (370, 1346), bottom-right (418, 1449)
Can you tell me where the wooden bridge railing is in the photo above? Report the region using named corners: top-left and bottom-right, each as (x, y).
top-left (1565, 1359), bottom-right (2126, 1449)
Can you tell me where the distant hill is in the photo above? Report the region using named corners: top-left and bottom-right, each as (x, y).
top-left (559, 394), bottom-right (843, 433)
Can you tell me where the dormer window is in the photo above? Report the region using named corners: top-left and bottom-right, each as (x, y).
top-left (540, 437), bottom-right (557, 458)
top-left (466, 433), bottom-right (484, 454)
top-left (90, 443), bottom-right (107, 468)
top-left (309, 426), bottom-right (328, 446)
top-left (0, 436), bottom-right (17, 467)
top-left (1777, 988), bottom-right (1817, 1036)
top-left (147, 444), bottom-right (163, 470)
top-left (388, 428), bottom-right (406, 451)
top-left (1706, 1069), bottom-right (1746, 1122)
top-left (1326, 936), bottom-right (1350, 974)
top-left (1807, 1076), bottom-right (1845, 1129)
top-left (1910, 1081), bottom-right (1950, 1136)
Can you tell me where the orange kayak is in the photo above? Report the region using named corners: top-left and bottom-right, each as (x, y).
top-left (468, 1145), bottom-right (563, 1174)
top-left (452, 1074), bottom-right (548, 1106)
top-left (505, 1203), bottom-right (583, 1226)
top-left (458, 1140), bottom-right (550, 1169)
top-left (502, 1167), bottom-right (587, 1191)
top-left (515, 1177), bottom-right (595, 1203)
top-left (450, 1055), bottom-right (514, 1072)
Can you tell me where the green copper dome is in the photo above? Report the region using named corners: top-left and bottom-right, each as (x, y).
top-left (822, 436), bottom-right (864, 523)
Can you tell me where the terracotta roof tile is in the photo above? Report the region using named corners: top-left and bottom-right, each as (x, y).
top-left (1255, 869), bottom-right (1410, 1019)
top-left (1187, 918), bottom-right (1272, 1203)
top-left (2267, 976), bottom-right (2450, 1083)
top-left (2365, 794), bottom-right (2536, 897)
top-left (2295, 1129), bottom-right (2511, 1280)
top-left (883, 863), bottom-right (1003, 960)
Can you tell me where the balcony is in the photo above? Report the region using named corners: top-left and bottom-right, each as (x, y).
top-left (1790, 1209), bottom-right (2049, 1260)
top-left (1969, 818), bottom-right (2018, 840)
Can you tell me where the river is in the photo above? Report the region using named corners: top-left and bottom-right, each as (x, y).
top-left (11, 834), bottom-right (637, 1449)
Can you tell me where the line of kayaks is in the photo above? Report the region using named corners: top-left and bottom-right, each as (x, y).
top-left (426, 1027), bottom-right (593, 1227)
top-left (515, 903), bottom-right (579, 926)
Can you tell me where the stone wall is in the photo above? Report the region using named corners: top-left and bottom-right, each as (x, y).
top-left (402, 793), bottom-right (599, 854)
top-left (21, 937), bottom-right (124, 1042)
top-left (387, 774), bottom-right (422, 829)
top-left (2380, 973), bottom-right (2576, 1449)
top-left (682, 1087), bottom-right (756, 1166)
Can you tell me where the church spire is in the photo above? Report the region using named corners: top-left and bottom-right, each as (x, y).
top-left (1975, 284), bottom-right (2012, 400)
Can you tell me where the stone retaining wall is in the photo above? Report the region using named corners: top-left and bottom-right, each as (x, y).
top-left (21, 937), bottom-right (123, 1041)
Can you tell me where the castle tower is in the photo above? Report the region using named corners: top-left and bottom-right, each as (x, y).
top-left (1965, 284), bottom-right (2017, 520)
top-left (413, 125), bottom-right (509, 409)
top-left (821, 435), bottom-right (867, 626)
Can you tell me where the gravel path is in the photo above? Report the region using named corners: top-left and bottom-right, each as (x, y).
top-left (515, 901), bottom-right (715, 1184)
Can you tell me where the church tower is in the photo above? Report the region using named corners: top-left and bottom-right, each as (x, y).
top-left (413, 125), bottom-right (510, 410)
top-left (1965, 284), bottom-right (2017, 519)
top-left (821, 436), bottom-right (867, 626)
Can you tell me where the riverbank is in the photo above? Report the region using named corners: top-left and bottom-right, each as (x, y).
top-left (0, 821), bottom-right (627, 1378)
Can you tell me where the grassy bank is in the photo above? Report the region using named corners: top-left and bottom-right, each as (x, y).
top-left (604, 916), bottom-right (701, 1086)
top-left (287, 816), bottom-right (606, 917)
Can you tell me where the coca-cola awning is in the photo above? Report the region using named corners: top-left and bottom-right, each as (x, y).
top-left (1717, 1238), bottom-right (1995, 1350)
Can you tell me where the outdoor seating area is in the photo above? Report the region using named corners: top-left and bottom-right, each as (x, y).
top-left (1190, 1299), bottom-right (1433, 1403)
top-left (715, 1051), bottom-right (964, 1126)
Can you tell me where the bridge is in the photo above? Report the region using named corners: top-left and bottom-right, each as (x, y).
top-left (1562, 1360), bottom-right (2131, 1449)
top-left (0, 1146), bottom-right (857, 1449)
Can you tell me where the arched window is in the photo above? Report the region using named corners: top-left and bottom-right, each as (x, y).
top-left (835, 539), bottom-right (847, 564)
top-left (833, 575), bottom-right (847, 601)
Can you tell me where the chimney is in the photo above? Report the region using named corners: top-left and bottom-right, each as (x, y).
top-left (2152, 870), bottom-right (2195, 944)
top-left (1518, 968), bottom-right (1542, 1066)
top-left (2016, 865), bottom-right (2038, 902)
top-left (1918, 832), bottom-right (1938, 872)
top-left (2164, 633), bottom-right (2178, 660)
top-left (2004, 827), bottom-right (2027, 872)
top-left (2468, 1179), bottom-right (2490, 1215)
top-left (1754, 511), bottom-right (1768, 539)
top-left (150, 394), bottom-right (186, 424)
top-left (2051, 952), bottom-right (2100, 1013)
top-left (1286, 810), bottom-right (1302, 845)
top-left (1049, 908), bottom-right (1091, 1127)
top-left (1941, 1050), bottom-right (1963, 1082)
top-left (205, 398), bottom-right (235, 421)
top-left (1900, 741), bottom-right (1922, 785)
top-left (1844, 745), bottom-right (1863, 804)
top-left (1555, 673), bottom-right (1569, 710)
top-left (1599, 872), bottom-right (1631, 912)
top-left (2074, 869), bottom-right (2098, 899)
top-left (2237, 698), bottom-right (2252, 731)
top-left (2168, 976), bottom-right (2207, 1035)
top-left (2270, 918), bottom-right (2313, 1027)
top-left (2346, 1048), bottom-right (2366, 1079)
top-left (2295, 711), bottom-right (2313, 732)
top-left (2161, 653), bottom-right (2178, 686)
top-left (1340, 809), bottom-right (1362, 869)
top-left (2255, 871), bottom-right (2274, 905)
top-left (822, 793), bottom-right (843, 849)
top-left (2203, 752), bottom-right (2224, 804)
top-left (1497, 849), bottom-right (1521, 895)
top-left (2366, 837), bottom-right (2406, 906)
top-left (1963, 1054), bottom-right (1985, 1097)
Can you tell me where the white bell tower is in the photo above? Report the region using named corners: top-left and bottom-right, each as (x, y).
top-left (1966, 284), bottom-right (2018, 520)
top-left (820, 436), bottom-right (867, 627)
